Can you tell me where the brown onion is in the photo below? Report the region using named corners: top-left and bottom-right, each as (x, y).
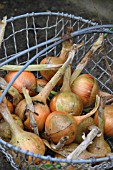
top-left (71, 74), bottom-right (99, 108)
top-left (40, 28), bottom-right (73, 84)
top-left (50, 65), bottom-right (83, 115)
top-left (45, 111), bottom-right (77, 145)
top-left (5, 71), bottom-right (37, 96)
top-left (94, 105), bottom-right (113, 136)
top-left (15, 98), bottom-right (50, 132)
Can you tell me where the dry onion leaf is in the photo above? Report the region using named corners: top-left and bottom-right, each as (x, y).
top-left (43, 139), bottom-right (78, 157)
top-left (67, 125), bottom-right (101, 160)
top-left (0, 16), bottom-right (7, 47)
top-left (0, 64), bottom-right (63, 71)
top-left (43, 138), bottom-right (101, 160)
top-left (71, 34), bottom-right (104, 84)
top-left (22, 87), bottom-right (39, 135)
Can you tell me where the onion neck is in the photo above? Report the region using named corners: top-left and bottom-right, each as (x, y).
top-left (60, 65), bottom-right (72, 92)
top-left (59, 47), bottom-right (72, 62)
top-left (73, 95), bottom-right (100, 125)
top-left (70, 34), bottom-right (104, 85)
top-left (98, 97), bottom-right (106, 134)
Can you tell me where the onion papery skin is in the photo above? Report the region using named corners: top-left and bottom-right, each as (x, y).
top-left (45, 111), bottom-right (77, 145)
top-left (5, 71), bottom-right (37, 96)
top-left (15, 99), bottom-right (50, 132)
top-left (50, 91), bottom-right (83, 116)
top-left (94, 105), bottom-right (113, 137)
top-left (71, 74), bottom-right (99, 108)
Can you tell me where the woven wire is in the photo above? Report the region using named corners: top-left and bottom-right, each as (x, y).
top-left (0, 11), bottom-right (113, 170)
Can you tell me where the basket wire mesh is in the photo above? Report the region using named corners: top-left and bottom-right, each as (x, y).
top-left (0, 11), bottom-right (113, 170)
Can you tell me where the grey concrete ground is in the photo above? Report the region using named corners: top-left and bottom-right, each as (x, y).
top-left (0, 0), bottom-right (113, 169)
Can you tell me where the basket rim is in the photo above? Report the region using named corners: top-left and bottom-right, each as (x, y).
top-left (0, 138), bottom-right (112, 164)
top-left (6, 11), bottom-right (97, 26)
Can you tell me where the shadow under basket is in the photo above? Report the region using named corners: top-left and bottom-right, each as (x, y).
top-left (0, 11), bottom-right (113, 170)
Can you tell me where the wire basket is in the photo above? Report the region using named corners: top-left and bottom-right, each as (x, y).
top-left (0, 11), bottom-right (113, 170)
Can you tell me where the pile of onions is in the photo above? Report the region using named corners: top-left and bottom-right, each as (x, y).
top-left (5, 71), bottom-right (37, 96)
top-left (94, 105), bottom-right (113, 137)
top-left (0, 33), bottom-right (110, 163)
top-left (15, 48), bottom-right (75, 132)
top-left (71, 74), bottom-right (99, 108)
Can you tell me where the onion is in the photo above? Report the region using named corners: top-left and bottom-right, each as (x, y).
top-left (15, 49), bottom-right (75, 132)
top-left (50, 65), bottom-right (83, 115)
top-left (15, 98), bottom-right (50, 132)
top-left (40, 28), bottom-right (73, 84)
top-left (71, 74), bottom-right (99, 108)
top-left (5, 71), bottom-right (37, 96)
top-left (0, 103), bottom-right (45, 163)
top-left (40, 28), bottom-right (83, 85)
top-left (94, 105), bottom-right (113, 136)
top-left (69, 35), bottom-right (103, 108)
top-left (45, 111), bottom-right (77, 145)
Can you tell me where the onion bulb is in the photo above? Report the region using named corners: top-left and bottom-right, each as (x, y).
top-left (50, 65), bottom-right (83, 115)
top-left (5, 71), bottom-right (37, 96)
top-left (40, 28), bottom-right (73, 84)
top-left (71, 74), bottom-right (99, 108)
top-left (45, 111), bottom-right (77, 145)
top-left (94, 105), bottom-right (113, 136)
